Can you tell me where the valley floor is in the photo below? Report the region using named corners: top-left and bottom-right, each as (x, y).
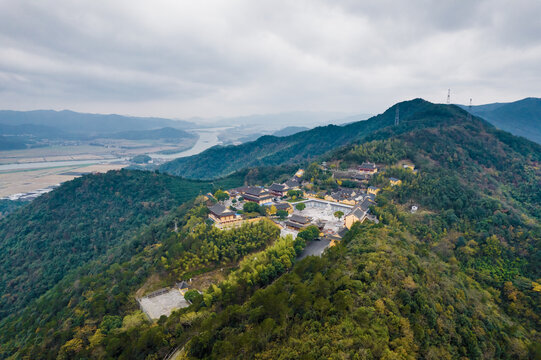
top-left (0, 136), bottom-right (198, 198)
top-left (0, 163), bottom-right (127, 198)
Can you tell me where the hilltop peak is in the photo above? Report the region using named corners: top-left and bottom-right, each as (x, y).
top-left (160, 99), bottom-right (495, 180)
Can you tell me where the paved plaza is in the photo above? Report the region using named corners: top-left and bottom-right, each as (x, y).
top-left (138, 288), bottom-right (190, 320)
top-left (294, 200), bottom-right (351, 233)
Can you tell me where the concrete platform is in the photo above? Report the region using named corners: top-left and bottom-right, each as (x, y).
top-left (138, 288), bottom-right (189, 320)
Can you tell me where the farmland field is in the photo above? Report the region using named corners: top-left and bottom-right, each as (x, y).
top-left (0, 137), bottom-right (197, 198)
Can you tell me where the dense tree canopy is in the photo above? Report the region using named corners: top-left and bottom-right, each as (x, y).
top-left (1, 99), bottom-right (540, 359)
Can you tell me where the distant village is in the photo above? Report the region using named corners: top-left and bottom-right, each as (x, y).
top-left (206, 161), bottom-right (416, 246)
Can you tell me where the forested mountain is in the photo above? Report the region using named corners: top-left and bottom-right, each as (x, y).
top-left (1, 99), bottom-right (540, 359)
top-left (161, 98), bottom-right (517, 180)
top-left (0, 170), bottom-right (245, 318)
top-left (0, 199), bottom-right (27, 218)
top-left (462, 97), bottom-right (541, 144)
top-left (160, 104), bottom-right (398, 179)
top-left (0, 164), bottom-right (297, 358)
top-left (181, 101), bottom-right (541, 359)
top-left (0, 123), bottom-right (66, 138)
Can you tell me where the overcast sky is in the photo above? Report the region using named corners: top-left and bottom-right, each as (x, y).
top-left (0, 0), bottom-right (539, 119)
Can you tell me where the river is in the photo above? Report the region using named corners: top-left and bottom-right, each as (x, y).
top-left (148, 126), bottom-right (230, 160)
top-left (0, 127), bottom-right (229, 171)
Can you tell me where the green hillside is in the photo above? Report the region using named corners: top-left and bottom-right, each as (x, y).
top-left (0, 199), bottom-right (28, 218)
top-left (159, 102), bottom-right (400, 179)
top-left (0, 169), bottom-right (245, 319)
top-left (180, 102), bottom-right (541, 359)
top-left (1, 99), bottom-right (540, 359)
top-left (464, 97), bottom-right (541, 144)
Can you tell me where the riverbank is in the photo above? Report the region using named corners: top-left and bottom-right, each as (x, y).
top-left (148, 126), bottom-right (231, 160)
top-left (0, 163), bottom-right (129, 199)
top-left (0, 126), bottom-right (230, 199)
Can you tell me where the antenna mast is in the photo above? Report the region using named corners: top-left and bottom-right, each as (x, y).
top-left (395, 105), bottom-right (400, 126)
top-left (468, 98), bottom-right (472, 121)
top-left (446, 89), bottom-right (451, 105)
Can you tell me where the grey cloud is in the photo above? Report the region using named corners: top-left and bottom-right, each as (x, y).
top-left (0, 0), bottom-right (539, 118)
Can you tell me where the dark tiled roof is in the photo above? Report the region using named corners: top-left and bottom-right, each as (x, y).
top-left (350, 207), bottom-right (366, 219)
top-left (269, 183), bottom-right (287, 192)
top-left (244, 186), bottom-right (267, 196)
top-left (285, 220), bottom-right (306, 229)
top-left (351, 173), bottom-right (370, 180)
top-left (342, 188), bottom-right (356, 195)
top-left (274, 202), bottom-right (292, 210)
top-left (289, 214), bottom-right (310, 224)
top-left (330, 188), bottom-right (357, 200)
top-left (359, 162), bottom-right (376, 170)
top-left (285, 178), bottom-right (300, 187)
top-left (208, 203), bottom-right (235, 217)
top-left (263, 202), bottom-right (291, 210)
top-left (244, 193), bottom-right (273, 202)
top-left (390, 177), bottom-right (400, 182)
top-left (368, 186), bottom-right (379, 190)
top-left (232, 186), bottom-right (252, 193)
top-left (359, 198), bottom-right (375, 211)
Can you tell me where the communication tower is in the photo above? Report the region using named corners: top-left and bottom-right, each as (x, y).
top-left (395, 105), bottom-right (400, 126)
top-left (468, 98), bottom-right (472, 121)
top-left (446, 89), bottom-right (451, 104)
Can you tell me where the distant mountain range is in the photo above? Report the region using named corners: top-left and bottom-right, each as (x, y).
top-left (0, 110), bottom-right (200, 150)
top-left (460, 97), bottom-right (541, 144)
top-left (0, 109), bottom-right (195, 136)
top-left (2, 98), bottom-right (539, 153)
top-left (231, 126), bottom-right (311, 145)
top-left (0, 123), bottom-right (66, 138)
top-left (0, 109), bottom-right (373, 150)
top-left (103, 127), bottom-right (197, 142)
top-left (203, 111), bottom-right (370, 129)
top-left (0, 123), bottom-right (68, 150)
